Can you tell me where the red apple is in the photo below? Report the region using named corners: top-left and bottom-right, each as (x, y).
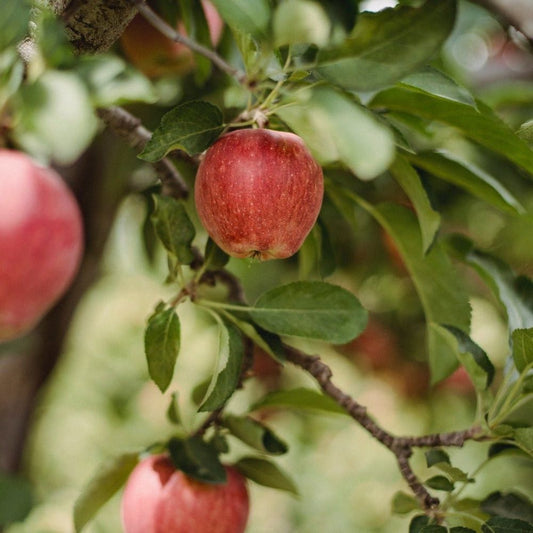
top-left (121, 454), bottom-right (249, 533)
top-left (438, 366), bottom-right (475, 395)
top-left (195, 128), bottom-right (324, 260)
top-left (0, 150), bottom-right (83, 342)
top-left (120, 0), bottom-right (223, 78)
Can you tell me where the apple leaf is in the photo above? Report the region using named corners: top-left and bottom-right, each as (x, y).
top-left (447, 235), bottom-right (533, 334)
top-left (199, 316), bottom-right (244, 412)
top-left (276, 85), bottom-right (395, 180)
top-left (419, 527), bottom-right (448, 533)
top-left (512, 329), bottom-right (533, 374)
top-left (392, 491), bottom-right (420, 514)
top-left (73, 453), bottom-right (139, 533)
top-left (204, 238), bottom-right (230, 270)
top-left (0, 472), bottom-right (33, 527)
top-left (235, 457), bottom-right (298, 495)
top-left (315, 0), bottom-right (456, 91)
top-left (168, 436), bottom-right (227, 484)
top-left (139, 101), bottom-right (224, 161)
top-left (144, 304), bottom-right (181, 393)
top-left (425, 475), bottom-right (454, 492)
top-left (151, 194), bottom-right (195, 265)
top-left (273, 0), bottom-right (330, 47)
top-left (400, 67), bottom-right (476, 108)
top-left (389, 155), bottom-right (440, 253)
top-left (481, 517), bottom-right (533, 533)
top-left (514, 428), bottom-right (533, 457)
top-left (405, 150), bottom-right (524, 215)
top-left (249, 281), bottom-right (368, 344)
top-left (76, 55), bottom-right (156, 107)
top-left (222, 415), bottom-right (288, 455)
top-left (251, 387), bottom-right (347, 415)
top-left (0, 0), bottom-right (31, 51)
top-left (441, 325), bottom-right (495, 390)
top-left (481, 492), bottom-right (533, 524)
top-left (371, 87), bottom-right (533, 177)
top-left (425, 449), bottom-right (450, 468)
top-left (352, 199), bottom-right (471, 382)
top-left (409, 515), bottom-right (431, 532)
top-left (210, 0), bottom-right (270, 40)
top-left (13, 70), bottom-right (98, 165)
top-left (166, 392), bottom-right (182, 426)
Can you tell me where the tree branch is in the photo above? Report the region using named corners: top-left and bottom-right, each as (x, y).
top-left (95, 106), bottom-right (189, 199)
top-left (131, 0), bottom-right (249, 86)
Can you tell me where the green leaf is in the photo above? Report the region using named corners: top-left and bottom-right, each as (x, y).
top-left (389, 155), bottom-right (440, 253)
top-left (0, 472), bottom-right (33, 526)
top-left (514, 428), bottom-right (533, 456)
top-left (425, 449), bottom-right (450, 467)
top-left (401, 67), bottom-right (476, 107)
top-left (512, 329), bottom-right (533, 373)
top-left (251, 387), bottom-right (347, 415)
top-left (13, 70), bottom-right (98, 165)
top-left (392, 491), bottom-right (420, 514)
top-left (199, 317), bottom-right (244, 412)
top-left (73, 453), bottom-right (139, 532)
top-left (355, 200), bottom-right (471, 382)
top-left (250, 281), bottom-right (368, 344)
top-left (273, 0), bottom-right (330, 47)
top-left (234, 457), bottom-right (298, 495)
top-left (139, 101), bottom-right (224, 161)
top-left (168, 436), bottom-right (227, 484)
top-left (276, 85), bottom-right (395, 180)
top-left (144, 306), bottom-right (181, 393)
top-left (166, 392), bottom-right (182, 425)
top-left (517, 120), bottom-right (533, 147)
top-left (223, 415), bottom-right (288, 455)
top-left (442, 326), bottom-right (495, 390)
top-left (210, 0), bottom-right (270, 40)
top-left (420, 527), bottom-right (448, 533)
top-left (371, 87), bottom-right (533, 176)
top-left (481, 492), bottom-right (533, 524)
top-left (447, 236), bottom-right (533, 334)
top-left (204, 238), bottom-right (230, 270)
top-left (410, 515), bottom-right (431, 533)
top-left (481, 517), bottom-right (533, 533)
top-left (151, 194), bottom-right (195, 265)
top-left (0, 0), bottom-right (30, 51)
top-left (425, 475), bottom-right (454, 491)
top-left (405, 150), bottom-right (524, 215)
top-left (433, 463), bottom-right (471, 483)
top-left (76, 55), bottom-right (156, 107)
top-left (315, 0), bottom-right (456, 91)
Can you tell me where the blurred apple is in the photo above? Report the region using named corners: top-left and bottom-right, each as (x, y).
top-left (251, 346), bottom-right (282, 390)
top-left (0, 150), bottom-right (83, 342)
top-left (438, 366), bottom-right (475, 395)
top-left (121, 454), bottom-right (249, 533)
top-left (120, 0), bottom-right (223, 78)
top-left (195, 128), bottom-right (324, 260)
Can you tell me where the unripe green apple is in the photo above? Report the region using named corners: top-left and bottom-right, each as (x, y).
top-left (0, 150), bottom-right (83, 342)
top-left (195, 128), bottom-right (324, 260)
top-left (120, 0), bottom-right (223, 78)
top-left (121, 454), bottom-right (249, 533)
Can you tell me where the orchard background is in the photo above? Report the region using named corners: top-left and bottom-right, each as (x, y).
top-left (1, 0), bottom-right (533, 531)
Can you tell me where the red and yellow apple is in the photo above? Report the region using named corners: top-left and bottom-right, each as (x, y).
top-left (0, 150), bottom-right (83, 342)
top-left (195, 128), bottom-right (324, 260)
top-left (120, 0), bottom-right (223, 78)
top-left (121, 454), bottom-right (249, 533)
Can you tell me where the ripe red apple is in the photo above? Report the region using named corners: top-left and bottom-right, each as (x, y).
top-left (121, 454), bottom-right (249, 533)
top-left (120, 0), bottom-right (223, 78)
top-left (195, 128), bottom-right (324, 260)
top-left (0, 150), bottom-right (83, 342)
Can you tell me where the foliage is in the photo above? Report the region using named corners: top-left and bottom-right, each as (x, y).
top-left (1, 0), bottom-right (532, 532)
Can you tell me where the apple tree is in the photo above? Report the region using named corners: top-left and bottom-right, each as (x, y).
top-left (1, 0), bottom-right (533, 532)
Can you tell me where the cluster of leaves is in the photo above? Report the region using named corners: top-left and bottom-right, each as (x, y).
top-left (1, 0), bottom-right (533, 531)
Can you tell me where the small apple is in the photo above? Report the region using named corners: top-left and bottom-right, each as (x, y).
top-left (195, 128), bottom-right (324, 260)
top-left (0, 150), bottom-right (83, 342)
top-left (120, 0), bottom-right (223, 78)
top-left (121, 454), bottom-right (249, 533)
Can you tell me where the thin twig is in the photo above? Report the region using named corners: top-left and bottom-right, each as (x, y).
top-left (96, 106), bottom-right (189, 199)
top-left (131, 0), bottom-right (249, 85)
